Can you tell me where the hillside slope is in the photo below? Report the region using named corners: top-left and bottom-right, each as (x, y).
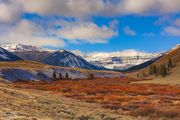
top-left (0, 47), bottom-right (22, 61)
top-left (129, 45), bottom-right (180, 84)
top-left (0, 61), bottom-right (124, 82)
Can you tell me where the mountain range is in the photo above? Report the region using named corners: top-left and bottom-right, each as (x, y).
top-left (0, 44), bottom-right (106, 70)
top-left (0, 43), bottom-right (179, 82)
top-left (84, 50), bottom-right (161, 70)
top-left (43, 49), bottom-right (107, 70)
top-left (0, 47), bottom-right (22, 61)
top-left (0, 43), bottom-right (46, 52)
top-left (0, 43), bottom-right (160, 70)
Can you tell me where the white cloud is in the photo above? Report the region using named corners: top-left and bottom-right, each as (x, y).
top-left (17, 0), bottom-right (180, 18)
top-left (0, 20), bottom-right (65, 47)
top-left (163, 26), bottom-right (180, 36)
top-left (109, 19), bottom-right (119, 30)
top-left (0, 0), bottom-right (179, 23)
top-left (173, 18), bottom-right (180, 27)
top-left (0, 0), bottom-right (179, 47)
top-left (124, 26), bottom-right (136, 36)
top-left (0, 0), bottom-right (22, 23)
top-left (163, 18), bottom-right (180, 36)
top-left (18, 0), bottom-right (105, 18)
top-left (58, 21), bottom-right (117, 44)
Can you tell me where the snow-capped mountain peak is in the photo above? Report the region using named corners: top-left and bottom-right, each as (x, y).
top-left (0, 47), bottom-right (22, 61)
top-left (0, 43), bottom-right (46, 52)
top-left (43, 50), bottom-right (106, 70)
top-left (84, 50), bottom-right (161, 70)
top-left (58, 49), bottom-right (66, 53)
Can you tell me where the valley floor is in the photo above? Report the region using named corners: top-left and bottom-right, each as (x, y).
top-left (0, 81), bottom-right (139, 120)
top-left (12, 78), bottom-right (180, 120)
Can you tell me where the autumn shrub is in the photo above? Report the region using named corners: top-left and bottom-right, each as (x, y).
top-left (156, 109), bottom-right (180, 118)
top-left (131, 105), bottom-right (156, 117)
top-left (62, 88), bottom-right (72, 92)
top-left (103, 104), bottom-right (121, 110)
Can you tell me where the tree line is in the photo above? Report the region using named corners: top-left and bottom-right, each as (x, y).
top-left (52, 72), bottom-right (95, 81)
top-left (137, 58), bottom-right (174, 78)
top-left (52, 72), bottom-right (69, 81)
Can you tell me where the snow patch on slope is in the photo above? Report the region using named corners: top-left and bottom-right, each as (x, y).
top-left (0, 43), bottom-right (46, 52)
top-left (85, 49), bottom-right (160, 70)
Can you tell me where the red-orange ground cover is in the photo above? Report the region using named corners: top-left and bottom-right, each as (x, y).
top-left (14, 78), bottom-right (180, 119)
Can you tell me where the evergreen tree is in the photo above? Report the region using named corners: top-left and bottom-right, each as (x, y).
top-left (149, 65), bottom-right (157, 75)
top-left (137, 73), bottom-right (139, 78)
top-left (160, 64), bottom-right (167, 77)
top-left (149, 65), bottom-right (153, 75)
top-left (59, 72), bottom-right (63, 80)
top-left (155, 67), bottom-right (159, 77)
top-left (89, 73), bottom-right (95, 80)
top-left (142, 70), bottom-right (146, 78)
top-left (168, 58), bottom-right (173, 68)
top-left (160, 64), bottom-right (163, 76)
top-left (153, 65), bottom-right (157, 74)
top-left (52, 71), bottom-right (57, 81)
top-left (65, 73), bottom-right (69, 79)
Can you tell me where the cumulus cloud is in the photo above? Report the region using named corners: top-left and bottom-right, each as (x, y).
top-left (57, 21), bottom-right (117, 44)
top-left (173, 18), bottom-right (180, 27)
top-left (0, 0), bottom-right (180, 47)
top-left (163, 26), bottom-right (180, 36)
top-left (0, 0), bottom-right (22, 23)
top-left (18, 0), bottom-right (105, 19)
top-left (17, 0), bottom-right (180, 18)
top-left (124, 26), bottom-right (136, 36)
top-left (0, 20), bottom-right (65, 47)
top-left (163, 18), bottom-right (180, 36)
top-left (1, 0), bottom-right (178, 22)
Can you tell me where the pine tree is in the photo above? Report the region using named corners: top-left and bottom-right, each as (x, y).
top-left (149, 65), bottom-right (153, 75)
top-left (142, 70), bottom-right (146, 78)
top-left (160, 64), bottom-right (163, 77)
top-left (89, 73), bottom-right (95, 80)
top-left (163, 65), bottom-right (167, 76)
top-left (153, 65), bottom-right (157, 74)
top-left (155, 67), bottom-right (159, 77)
top-left (59, 72), bottom-right (63, 80)
top-left (52, 71), bottom-right (57, 81)
top-left (137, 73), bottom-right (139, 78)
top-left (149, 65), bottom-right (157, 75)
top-left (160, 64), bottom-right (167, 77)
top-left (65, 73), bottom-right (69, 79)
top-left (168, 58), bottom-right (173, 68)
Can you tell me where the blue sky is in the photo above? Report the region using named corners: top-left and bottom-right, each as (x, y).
top-left (0, 0), bottom-right (180, 53)
top-left (64, 15), bottom-right (180, 53)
